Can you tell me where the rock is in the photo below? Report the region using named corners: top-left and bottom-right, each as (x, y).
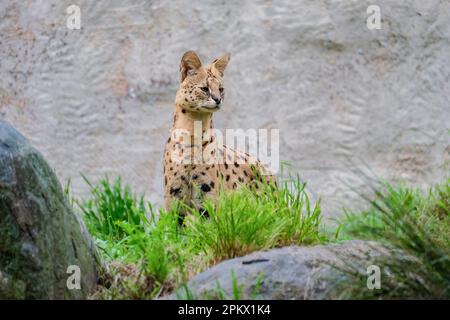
top-left (0, 120), bottom-right (100, 299)
top-left (169, 240), bottom-right (387, 300)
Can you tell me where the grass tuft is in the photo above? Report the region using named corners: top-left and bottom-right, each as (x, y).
top-left (78, 175), bottom-right (149, 240)
top-left (185, 176), bottom-right (324, 262)
top-left (332, 179), bottom-right (450, 299)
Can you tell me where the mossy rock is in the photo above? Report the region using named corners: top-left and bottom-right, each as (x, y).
top-left (0, 120), bottom-right (100, 299)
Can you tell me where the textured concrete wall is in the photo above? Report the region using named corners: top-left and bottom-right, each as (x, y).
top-left (1, 0), bottom-right (449, 219)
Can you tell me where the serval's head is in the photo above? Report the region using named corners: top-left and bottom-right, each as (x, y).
top-left (175, 51), bottom-right (230, 113)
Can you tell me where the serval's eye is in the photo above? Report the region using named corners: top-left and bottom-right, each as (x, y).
top-left (200, 87), bottom-right (209, 93)
top-left (219, 87), bottom-right (224, 93)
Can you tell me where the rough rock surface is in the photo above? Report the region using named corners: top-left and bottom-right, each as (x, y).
top-left (0, 1), bottom-right (449, 218)
top-left (0, 120), bottom-right (100, 299)
top-left (169, 240), bottom-right (386, 300)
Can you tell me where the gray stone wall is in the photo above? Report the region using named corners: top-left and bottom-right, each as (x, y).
top-left (1, 0), bottom-right (449, 219)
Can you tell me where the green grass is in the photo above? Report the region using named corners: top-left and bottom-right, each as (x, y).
top-left (74, 172), bottom-right (449, 300)
top-left (78, 175), bottom-right (148, 240)
top-left (185, 177), bottom-right (325, 262)
top-left (331, 179), bottom-right (450, 299)
top-left (175, 271), bottom-right (265, 300)
top-left (76, 174), bottom-right (326, 299)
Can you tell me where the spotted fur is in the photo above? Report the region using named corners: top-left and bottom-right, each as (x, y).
top-left (164, 51), bottom-right (275, 218)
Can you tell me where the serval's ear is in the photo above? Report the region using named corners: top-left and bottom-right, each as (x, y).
top-left (212, 53), bottom-right (230, 77)
top-left (180, 51), bottom-right (202, 82)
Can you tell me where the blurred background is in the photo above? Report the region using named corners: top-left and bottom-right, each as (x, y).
top-left (0, 0), bottom-right (448, 220)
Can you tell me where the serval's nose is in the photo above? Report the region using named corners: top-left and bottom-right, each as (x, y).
top-left (212, 96), bottom-right (221, 105)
